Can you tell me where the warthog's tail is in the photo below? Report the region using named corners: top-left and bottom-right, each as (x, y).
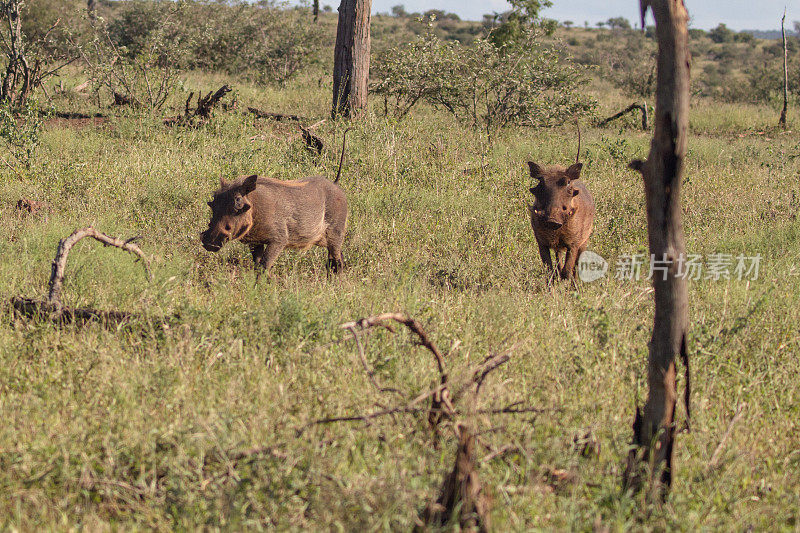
top-left (335, 127), bottom-right (353, 184)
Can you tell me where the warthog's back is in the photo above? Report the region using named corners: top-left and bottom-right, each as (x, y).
top-left (243, 176), bottom-right (348, 249)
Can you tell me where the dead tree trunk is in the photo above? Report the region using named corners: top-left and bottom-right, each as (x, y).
top-left (332, 0), bottom-right (372, 118)
top-left (780, 9), bottom-right (788, 129)
top-left (624, 0), bottom-right (691, 497)
top-left (87, 0), bottom-right (97, 21)
top-left (313, 0), bottom-right (319, 22)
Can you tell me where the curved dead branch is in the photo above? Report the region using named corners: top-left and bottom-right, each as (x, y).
top-left (47, 227), bottom-right (151, 307)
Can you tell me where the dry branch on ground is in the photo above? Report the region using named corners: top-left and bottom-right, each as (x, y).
top-left (10, 227), bottom-right (151, 324)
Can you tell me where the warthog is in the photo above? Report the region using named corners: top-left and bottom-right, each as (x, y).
top-left (527, 160), bottom-right (595, 280)
top-left (201, 130), bottom-right (350, 275)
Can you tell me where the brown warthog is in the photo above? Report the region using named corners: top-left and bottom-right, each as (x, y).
top-left (527, 160), bottom-right (595, 281)
top-left (200, 132), bottom-right (350, 275)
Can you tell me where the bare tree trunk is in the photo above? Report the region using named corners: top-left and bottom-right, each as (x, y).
top-left (624, 0), bottom-right (691, 497)
top-left (332, 0), bottom-right (372, 118)
top-left (313, 0), bottom-right (319, 22)
top-left (87, 0), bottom-right (97, 21)
top-left (780, 9), bottom-right (788, 128)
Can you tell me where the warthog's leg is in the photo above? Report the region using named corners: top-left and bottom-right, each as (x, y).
top-left (252, 241), bottom-right (286, 281)
top-left (259, 242), bottom-right (286, 271)
top-left (326, 245), bottom-right (344, 274)
top-left (250, 244), bottom-right (265, 268)
top-left (537, 242), bottom-right (553, 272)
top-left (561, 246), bottom-right (581, 280)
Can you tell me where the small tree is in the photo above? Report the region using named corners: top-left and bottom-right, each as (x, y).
top-left (73, 1), bottom-right (188, 112)
top-left (709, 23), bottom-right (734, 43)
top-left (563, 20), bottom-right (573, 29)
top-left (606, 16), bottom-right (632, 30)
top-left (489, 0), bottom-right (555, 46)
top-left (780, 10), bottom-right (788, 128)
top-left (0, 0), bottom-right (75, 108)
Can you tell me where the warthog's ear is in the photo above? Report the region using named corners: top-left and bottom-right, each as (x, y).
top-left (241, 174), bottom-right (258, 195)
top-left (528, 161), bottom-right (543, 179)
top-left (566, 163), bottom-right (582, 181)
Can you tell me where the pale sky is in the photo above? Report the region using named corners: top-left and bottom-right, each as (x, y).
top-left (358, 0), bottom-right (799, 30)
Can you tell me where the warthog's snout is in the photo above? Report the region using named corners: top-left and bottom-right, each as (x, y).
top-left (542, 219), bottom-right (563, 230)
top-left (200, 229), bottom-right (224, 252)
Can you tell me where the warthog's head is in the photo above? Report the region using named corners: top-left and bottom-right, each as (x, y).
top-left (201, 174), bottom-right (258, 252)
top-left (527, 161), bottom-right (583, 230)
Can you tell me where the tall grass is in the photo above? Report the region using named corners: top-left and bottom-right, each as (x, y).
top-left (0, 71), bottom-right (798, 530)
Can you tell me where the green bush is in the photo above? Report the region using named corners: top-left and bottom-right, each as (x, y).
top-left (105, 0), bottom-right (323, 86)
top-left (372, 28), bottom-right (595, 130)
top-left (0, 98), bottom-right (46, 169)
top-left (180, 1), bottom-right (323, 85)
top-left (76, 2), bottom-right (189, 112)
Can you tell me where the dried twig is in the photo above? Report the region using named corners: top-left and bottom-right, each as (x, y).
top-left (707, 403), bottom-right (746, 470)
top-left (343, 325), bottom-right (402, 396)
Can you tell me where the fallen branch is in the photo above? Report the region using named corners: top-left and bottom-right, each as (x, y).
top-left (192, 85), bottom-right (232, 120)
top-left (165, 85), bottom-right (232, 127)
top-left (341, 313), bottom-right (454, 439)
top-left (10, 227), bottom-right (152, 325)
top-left (47, 227), bottom-right (151, 307)
top-left (247, 107), bottom-right (309, 122)
top-left (299, 124), bottom-right (324, 155)
top-left (597, 101), bottom-right (649, 130)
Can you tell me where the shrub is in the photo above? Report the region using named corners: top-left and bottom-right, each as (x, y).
top-left (181, 1), bottom-right (323, 85)
top-left (372, 28), bottom-right (596, 130)
top-left (97, 0), bottom-right (322, 87)
top-left (74, 2), bottom-right (190, 112)
top-left (0, 98), bottom-right (46, 169)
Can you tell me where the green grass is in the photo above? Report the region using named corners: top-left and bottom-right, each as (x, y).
top-left (0, 71), bottom-right (799, 530)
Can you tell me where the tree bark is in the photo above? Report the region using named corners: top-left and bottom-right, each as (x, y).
top-left (332, 0), bottom-right (372, 118)
top-left (313, 0), bottom-right (319, 22)
top-left (780, 9), bottom-right (788, 128)
top-left (624, 0), bottom-right (691, 497)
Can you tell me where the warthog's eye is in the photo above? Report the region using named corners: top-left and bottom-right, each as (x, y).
top-left (562, 205), bottom-right (567, 211)
top-left (225, 223), bottom-right (232, 232)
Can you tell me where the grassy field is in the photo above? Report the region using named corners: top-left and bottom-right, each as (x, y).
top-left (0, 69), bottom-right (799, 530)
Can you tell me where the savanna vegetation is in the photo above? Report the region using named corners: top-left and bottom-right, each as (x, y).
top-left (0, 0), bottom-right (798, 530)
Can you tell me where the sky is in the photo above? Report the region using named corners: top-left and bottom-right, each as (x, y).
top-left (361, 0), bottom-right (800, 31)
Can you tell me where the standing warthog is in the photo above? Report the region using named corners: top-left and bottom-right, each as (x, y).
top-left (527, 160), bottom-right (595, 281)
top-left (200, 131), bottom-right (350, 275)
